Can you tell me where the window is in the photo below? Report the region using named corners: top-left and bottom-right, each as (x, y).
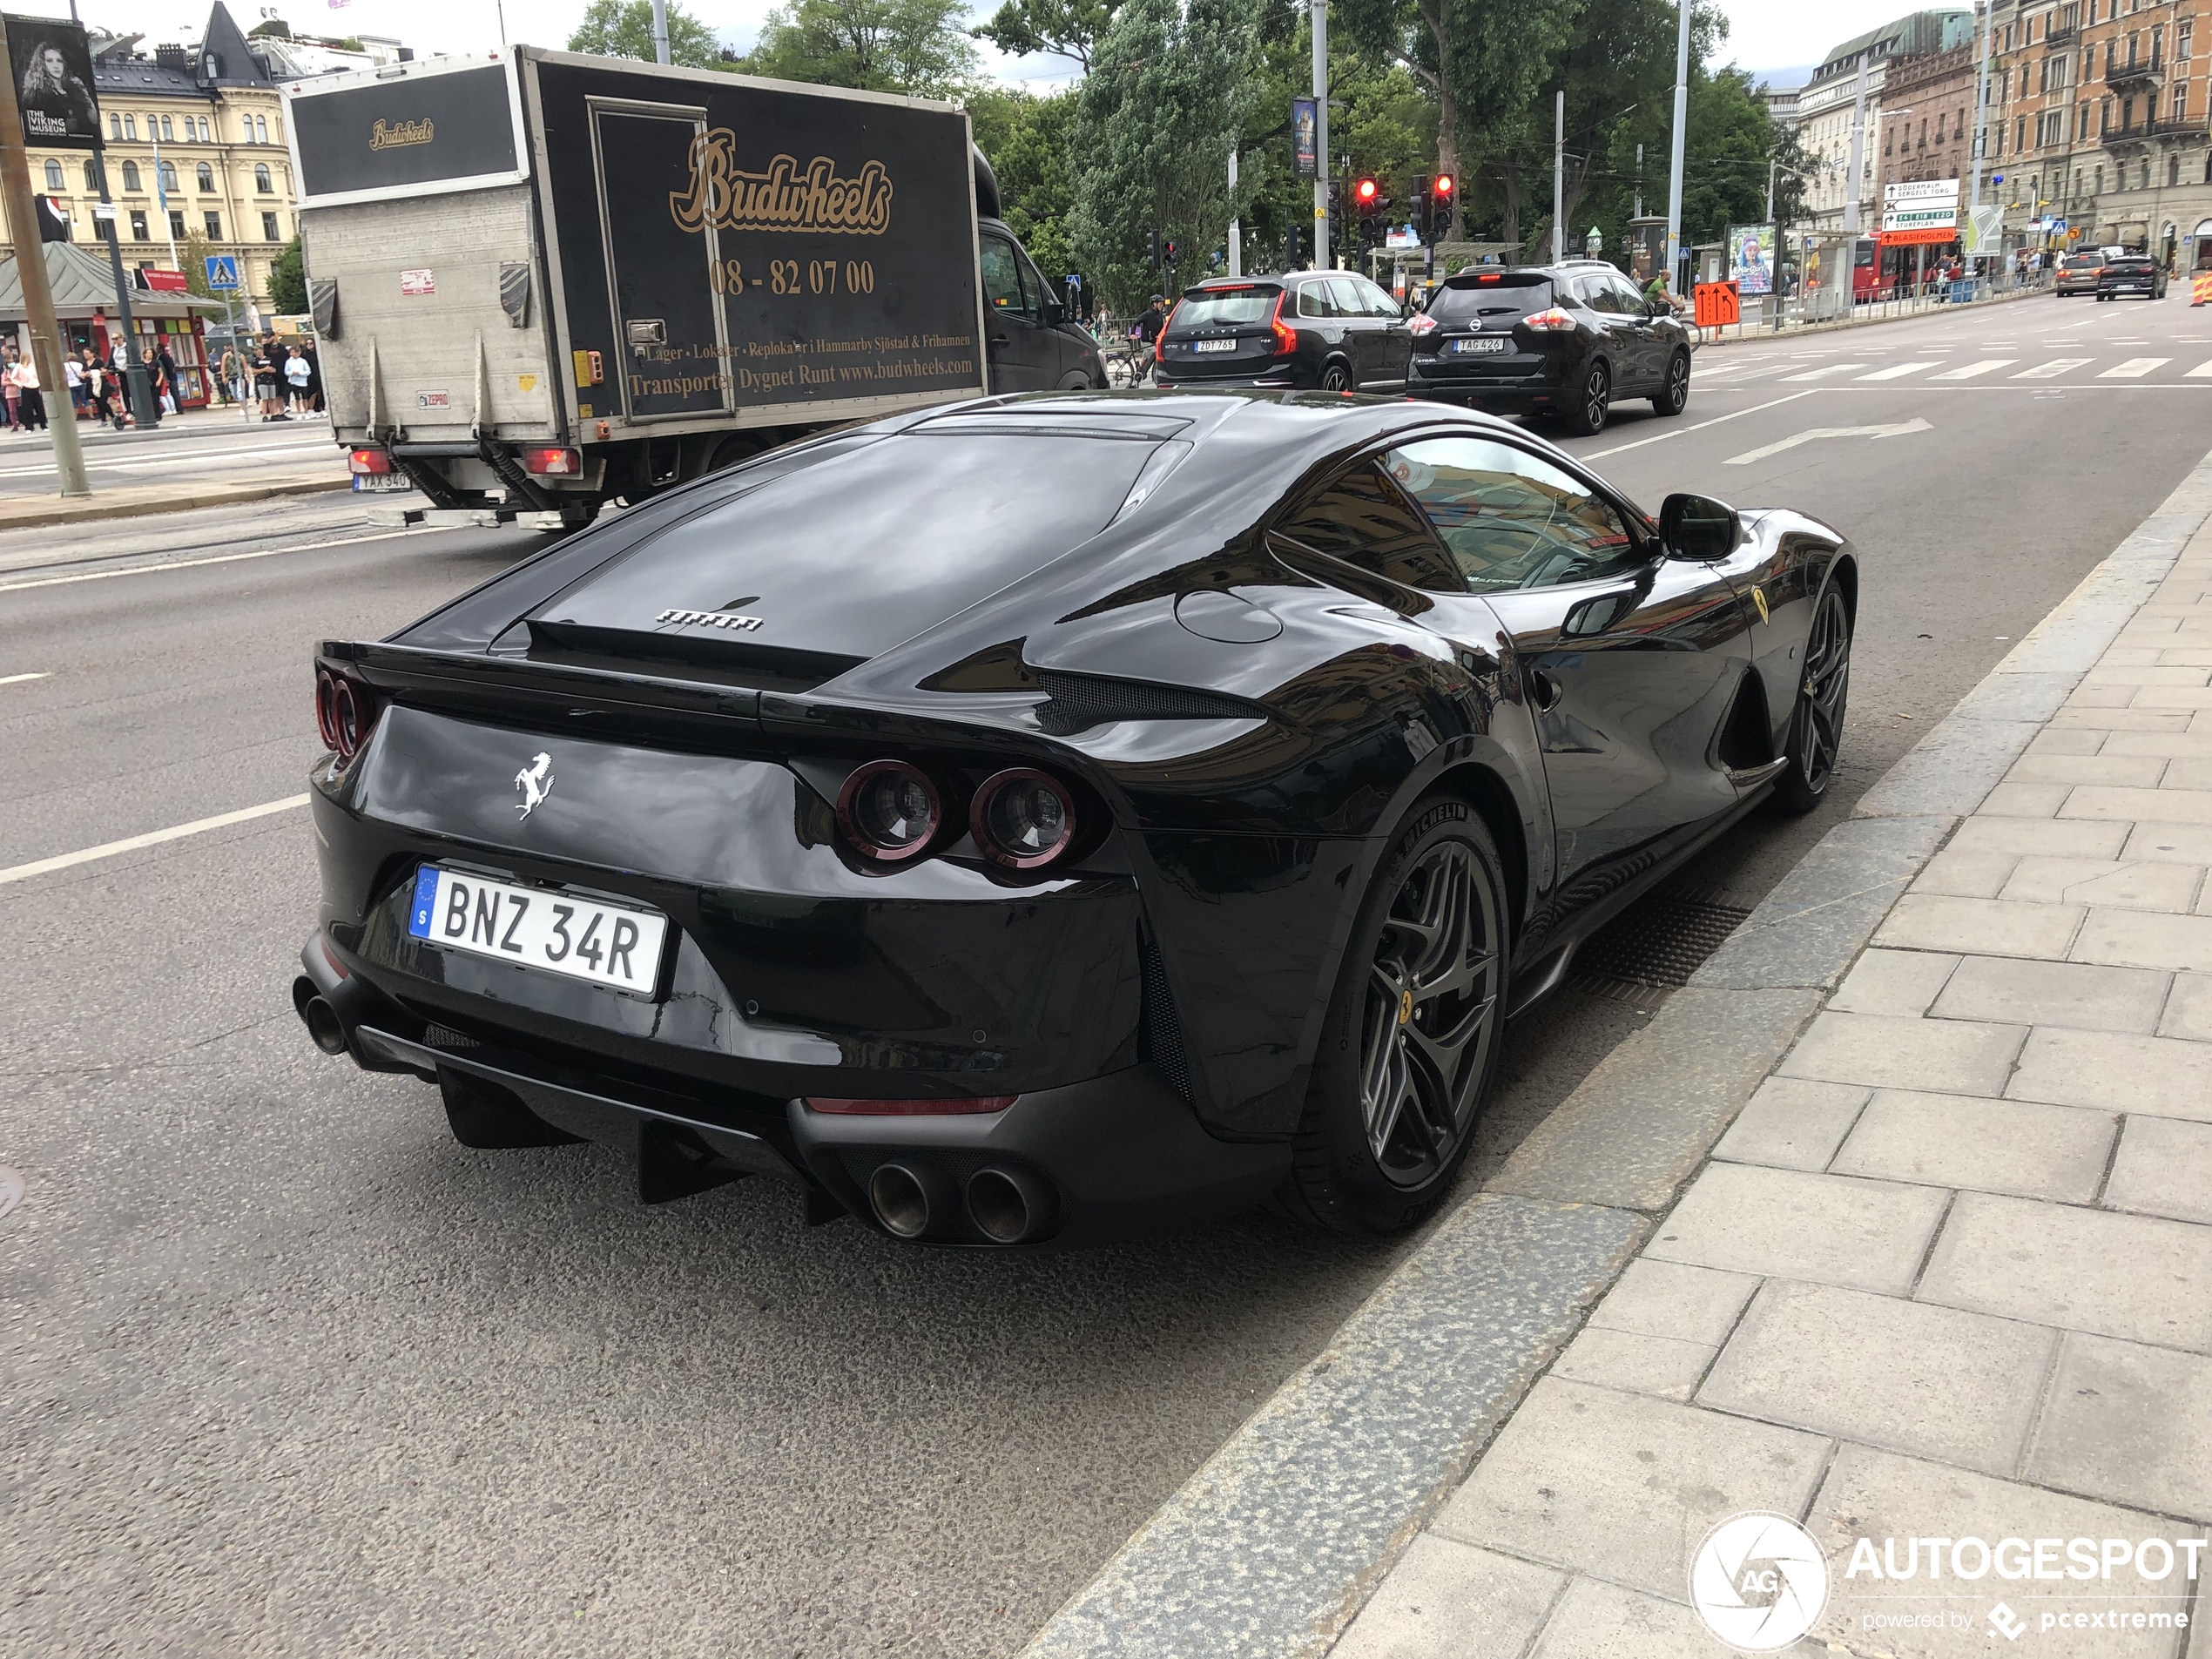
top-left (81, 159), bottom-right (97, 190)
top-left (262, 211), bottom-right (280, 240)
top-left (124, 113), bottom-right (136, 140)
top-left (1575, 273), bottom-right (1630, 314)
top-left (195, 162), bottom-right (212, 192)
top-left (253, 115), bottom-right (268, 144)
top-left (2141, 160), bottom-right (2152, 189)
top-left (2177, 83), bottom-right (2189, 120)
top-left (979, 235), bottom-right (1032, 316)
top-left (1386, 438), bottom-right (1643, 593)
top-left (120, 160), bottom-right (140, 191)
top-left (254, 162), bottom-right (272, 193)
top-left (2171, 152), bottom-right (2182, 186)
top-left (2017, 115), bottom-right (2027, 150)
top-left (2095, 164), bottom-right (2104, 192)
top-left (108, 113), bottom-right (121, 139)
top-left (42, 158), bottom-right (61, 191)
top-left (204, 211), bottom-right (221, 239)
top-left (1295, 280), bottom-right (1339, 319)
top-left (129, 208), bottom-right (147, 240)
top-left (2182, 20), bottom-right (2195, 58)
top-left (159, 115), bottom-right (172, 141)
top-left (1277, 462), bottom-right (1460, 593)
top-left (158, 160), bottom-right (178, 193)
top-left (1352, 277), bottom-right (1400, 318)
top-left (169, 209), bottom-right (185, 239)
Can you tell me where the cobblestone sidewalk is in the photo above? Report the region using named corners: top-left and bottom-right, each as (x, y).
top-left (1332, 533), bottom-right (2212, 1654)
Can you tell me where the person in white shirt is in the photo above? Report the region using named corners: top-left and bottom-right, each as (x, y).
top-left (8, 347), bottom-right (47, 430)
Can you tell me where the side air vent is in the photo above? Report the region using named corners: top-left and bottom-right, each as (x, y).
top-left (1138, 935), bottom-right (1194, 1104)
top-left (1035, 671), bottom-right (1264, 737)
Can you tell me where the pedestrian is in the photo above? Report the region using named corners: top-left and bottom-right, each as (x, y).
top-left (255, 335), bottom-right (286, 421)
top-left (10, 347), bottom-right (47, 431)
top-left (284, 343), bottom-right (311, 413)
top-left (80, 351), bottom-right (111, 428)
top-left (300, 340), bottom-right (322, 415)
top-left (157, 343), bottom-right (181, 414)
top-left (63, 348), bottom-right (84, 418)
top-left (0, 346), bottom-right (17, 430)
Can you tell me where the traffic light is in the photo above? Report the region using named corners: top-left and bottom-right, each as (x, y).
top-left (1148, 229), bottom-right (1162, 272)
top-left (1352, 175), bottom-right (1387, 253)
top-left (1411, 172), bottom-right (1431, 239)
top-left (1431, 172), bottom-right (1455, 242)
top-left (1162, 238), bottom-right (1179, 269)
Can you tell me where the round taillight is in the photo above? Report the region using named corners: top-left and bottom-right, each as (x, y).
top-left (332, 678), bottom-right (363, 759)
top-left (971, 769), bottom-right (1076, 870)
top-left (314, 671), bottom-right (341, 752)
top-left (837, 760), bottom-right (942, 863)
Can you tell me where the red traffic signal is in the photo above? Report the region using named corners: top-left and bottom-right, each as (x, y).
top-left (1354, 177), bottom-right (1379, 206)
top-left (1433, 172), bottom-right (1454, 199)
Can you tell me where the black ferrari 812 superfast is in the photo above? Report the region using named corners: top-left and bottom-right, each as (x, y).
top-left (294, 391), bottom-right (1855, 1247)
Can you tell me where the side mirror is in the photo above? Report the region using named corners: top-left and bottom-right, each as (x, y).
top-left (1659, 492), bottom-right (1740, 562)
top-left (1042, 299), bottom-right (1067, 326)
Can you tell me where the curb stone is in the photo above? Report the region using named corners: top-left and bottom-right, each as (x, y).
top-left (0, 474), bottom-right (347, 532)
top-left (1017, 442), bottom-right (2212, 1659)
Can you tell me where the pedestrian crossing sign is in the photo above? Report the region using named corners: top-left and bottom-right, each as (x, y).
top-left (204, 254), bottom-right (239, 291)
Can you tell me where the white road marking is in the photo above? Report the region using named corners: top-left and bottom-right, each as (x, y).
top-left (1582, 389), bottom-right (1817, 460)
top-left (0, 527), bottom-right (424, 594)
top-left (1723, 416), bottom-right (1933, 466)
top-left (2188, 361), bottom-right (2212, 378)
top-left (1780, 363), bottom-right (1868, 381)
top-left (2013, 358), bottom-right (2092, 379)
top-left (2100, 357), bottom-right (2171, 378)
top-left (1929, 359), bottom-right (2015, 380)
top-left (1856, 361), bottom-right (1941, 381)
top-left (0, 671), bottom-right (47, 684)
top-left (0, 794), bottom-right (310, 887)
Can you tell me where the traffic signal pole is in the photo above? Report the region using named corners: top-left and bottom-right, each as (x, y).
top-left (0, 15), bottom-right (89, 498)
top-left (1311, 0), bottom-right (1329, 267)
top-left (1663, 0), bottom-right (1690, 286)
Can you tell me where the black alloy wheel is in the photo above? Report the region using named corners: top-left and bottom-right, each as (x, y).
top-left (1320, 361), bottom-right (1356, 394)
top-left (1560, 360), bottom-right (1610, 435)
top-left (1652, 350), bottom-right (1691, 417)
top-left (1283, 796), bottom-right (1508, 1233)
top-left (1771, 584), bottom-right (1852, 814)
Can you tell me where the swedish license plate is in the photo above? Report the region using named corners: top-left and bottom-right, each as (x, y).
top-left (407, 865), bottom-right (669, 995)
top-left (1451, 337), bottom-right (1510, 354)
top-left (1194, 338), bottom-right (1238, 353)
top-left (353, 472), bottom-right (411, 492)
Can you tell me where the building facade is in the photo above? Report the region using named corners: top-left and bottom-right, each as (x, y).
top-left (1797, 10), bottom-right (1979, 233)
top-left (7, 5), bottom-right (410, 314)
top-left (1987, 0), bottom-right (2212, 266)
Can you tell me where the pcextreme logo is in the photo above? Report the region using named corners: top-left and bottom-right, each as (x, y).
top-left (669, 132), bottom-right (893, 236)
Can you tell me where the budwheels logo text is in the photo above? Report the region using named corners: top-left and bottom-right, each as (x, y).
top-left (1689, 1512), bottom-right (1831, 1651)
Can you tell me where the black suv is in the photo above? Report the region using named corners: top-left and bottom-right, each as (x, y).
top-left (2095, 255), bottom-right (2168, 300)
top-left (1153, 270), bottom-right (1413, 393)
top-left (1407, 260), bottom-right (1693, 435)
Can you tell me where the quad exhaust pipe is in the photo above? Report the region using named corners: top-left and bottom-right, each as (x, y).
top-left (292, 974), bottom-right (350, 1055)
top-left (865, 1158), bottom-right (1055, 1244)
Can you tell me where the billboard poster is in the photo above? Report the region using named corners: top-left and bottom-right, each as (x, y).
top-left (5, 15), bottom-right (100, 150)
top-left (1728, 223), bottom-right (1776, 295)
top-left (1291, 97), bottom-right (1317, 179)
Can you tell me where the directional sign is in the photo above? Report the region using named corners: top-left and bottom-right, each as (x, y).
top-left (1724, 417), bottom-right (1932, 468)
top-left (1884, 179), bottom-right (1960, 205)
top-left (204, 254), bottom-right (240, 291)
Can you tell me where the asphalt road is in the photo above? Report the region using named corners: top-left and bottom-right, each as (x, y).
top-left (0, 406), bottom-right (344, 498)
top-left (3, 288), bottom-right (2208, 1658)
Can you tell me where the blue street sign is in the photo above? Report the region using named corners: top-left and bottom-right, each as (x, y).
top-left (204, 254), bottom-right (239, 290)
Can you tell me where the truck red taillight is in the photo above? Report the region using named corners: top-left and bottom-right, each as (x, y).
top-left (522, 446), bottom-right (583, 475)
top-left (314, 667), bottom-right (384, 762)
top-left (347, 448), bottom-right (393, 475)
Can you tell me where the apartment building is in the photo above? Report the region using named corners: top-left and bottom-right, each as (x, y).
top-left (1797, 10), bottom-right (1978, 233)
top-left (1989, 0), bottom-right (2212, 263)
top-left (10, 5), bottom-right (413, 314)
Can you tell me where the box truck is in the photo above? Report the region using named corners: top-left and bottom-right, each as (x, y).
top-left (287, 48), bottom-right (1103, 528)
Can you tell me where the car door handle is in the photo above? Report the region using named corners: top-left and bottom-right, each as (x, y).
top-left (988, 334), bottom-right (1010, 347)
top-left (1527, 666), bottom-right (1564, 711)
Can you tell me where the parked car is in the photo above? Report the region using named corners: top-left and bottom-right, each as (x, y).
top-left (1152, 271), bottom-right (1413, 394)
top-left (2095, 255), bottom-right (2168, 300)
top-left (293, 390), bottom-right (1855, 1249)
top-left (1406, 260), bottom-right (1694, 436)
top-left (2054, 252), bottom-right (2105, 295)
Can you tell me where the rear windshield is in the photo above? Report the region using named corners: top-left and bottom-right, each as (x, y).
top-left (1173, 286), bottom-right (1282, 328)
top-left (2107, 257), bottom-right (2154, 270)
top-left (1426, 274), bottom-right (1554, 326)
top-left (2064, 253), bottom-right (2102, 268)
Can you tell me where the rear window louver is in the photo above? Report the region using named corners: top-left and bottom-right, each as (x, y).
top-left (1034, 671), bottom-right (1264, 736)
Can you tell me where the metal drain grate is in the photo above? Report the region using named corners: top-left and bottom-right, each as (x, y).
top-left (1569, 892), bottom-right (1751, 991)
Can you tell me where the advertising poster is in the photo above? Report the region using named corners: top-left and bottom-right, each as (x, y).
top-left (4, 15), bottom-right (100, 149)
top-left (1728, 223), bottom-right (1776, 296)
top-left (1291, 97), bottom-right (1317, 179)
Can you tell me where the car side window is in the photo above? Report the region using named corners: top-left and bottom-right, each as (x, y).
top-left (1385, 437), bottom-right (1646, 593)
top-left (1609, 275), bottom-right (1650, 314)
top-left (1296, 281), bottom-right (1336, 319)
top-left (981, 237), bottom-right (1032, 319)
top-left (1354, 277), bottom-right (1400, 318)
top-left (1327, 278), bottom-right (1368, 319)
top-left (1277, 462), bottom-right (1463, 593)
top-left (1575, 274), bottom-right (1624, 314)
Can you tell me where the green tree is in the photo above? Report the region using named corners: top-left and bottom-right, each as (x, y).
top-left (181, 230), bottom-right (216, 299)
top-left (746, 0), bottom-right (981, 98)
top-left (566, 0), bottom-right (732, 69)
top-left (266, 233), bottom-right (307, 315)
top-left (972, 0), bottom-right (1117, 71)
top-left (968, 87), bottom-right (1077, 276)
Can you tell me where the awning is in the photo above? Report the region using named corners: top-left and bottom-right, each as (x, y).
top-left (0, 242), bottom-right (233, 323)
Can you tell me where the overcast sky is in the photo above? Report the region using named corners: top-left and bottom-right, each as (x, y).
top-left (8, 0), bottom-right (1911, 89)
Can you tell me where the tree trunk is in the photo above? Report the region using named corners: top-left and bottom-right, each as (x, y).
top-left (1435, 78), bottom-right (1459, 189)
top-left (1498, 153), bottom-right (1521, 249)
